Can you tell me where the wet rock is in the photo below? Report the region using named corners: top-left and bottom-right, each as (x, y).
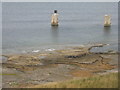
top-left (2, 44), bottom-right (118, 88)
top-left (39, 56), bottom-right (46, 59)
top-left (65, 53), bottom-right (87, 59)
top-left (0, 56), bottom-right (8, 63)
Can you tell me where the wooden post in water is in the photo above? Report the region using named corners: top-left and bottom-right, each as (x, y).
top-left (104, 14), bottom-right (111, 27)
top-left (51, 10), bottom-right (59, 26)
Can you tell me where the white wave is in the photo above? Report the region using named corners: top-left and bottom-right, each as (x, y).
top-left (45, 48), bottom-right (55, 51)
top-left (32, 50), bottom-right (40, 53)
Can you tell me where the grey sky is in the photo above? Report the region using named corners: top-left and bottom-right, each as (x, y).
top-left (1, 0), bottom-right (119, 2)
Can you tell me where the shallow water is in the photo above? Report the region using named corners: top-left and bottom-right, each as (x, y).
top-left (2, 2), bottom-right (118, 54)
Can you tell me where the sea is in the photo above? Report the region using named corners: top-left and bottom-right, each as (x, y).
top-left (2, 2), bottom-right (118, 54)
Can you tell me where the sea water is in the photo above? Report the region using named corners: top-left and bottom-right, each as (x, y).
top-left (2, 2), bottom-right (118, 54)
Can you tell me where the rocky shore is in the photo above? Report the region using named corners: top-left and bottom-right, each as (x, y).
top-left (1, 44), bottom-right (118, 88)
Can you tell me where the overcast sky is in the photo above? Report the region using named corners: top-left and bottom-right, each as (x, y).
top-left (1, 0), bottom-right (119, 2)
